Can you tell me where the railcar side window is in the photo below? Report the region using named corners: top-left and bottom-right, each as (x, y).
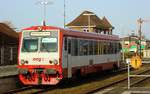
top-left (118, 43), bottom-right (122, 53)
top-left (103, 42), bottom-right (106, 54)
top-left (72, 39), bottom-right (79, 56)
top-left (79, 40), bottom-right (89, 56)
top-left (116, 43), bottom-right (121, 53)
top-left (108, 42), bottom-right (111, 54)
top-left (114, 43), bottom-right (117, 53)
top-left (64, 37), bottom-right (67, 51)
top-left (94, 41), bottom-right (98, 55)
top-left (98, 41), bottom-right (101, 55)
top-left (68, 39), bottom-right (71, 54)
top-left (64, 38), bottom-right (120, 56)
top-left (100, 41), bottom-right (104, 54)
top-left (83, 40), bottom-right (89, 55)
top-left (112, 43), bottom-right (115, 54)
top-left (89, 40), bottom-right (93, 55)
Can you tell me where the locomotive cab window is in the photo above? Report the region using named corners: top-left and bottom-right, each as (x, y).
top-left (40, 37), bottom-right (58, 52)
top-left (22, 38), bottom-right (38, 52)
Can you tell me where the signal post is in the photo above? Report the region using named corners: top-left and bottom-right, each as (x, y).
top-left (127, 54), bottom-right (150, 89)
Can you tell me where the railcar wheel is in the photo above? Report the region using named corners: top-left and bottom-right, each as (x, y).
top-left (76, 69), bottom-right (82, 79)
top-left (113, 64), bottom-right (119, 72)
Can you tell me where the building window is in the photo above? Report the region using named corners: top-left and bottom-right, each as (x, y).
top-left (10, 47), bottom-right (13, 61)
top-left (82, 28), bottom-right (89, 32)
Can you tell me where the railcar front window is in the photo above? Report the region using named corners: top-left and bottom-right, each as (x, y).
top-left (22, 38), bottom-right (38, 52)
top-left (40, 38), bottom-right (57, 52)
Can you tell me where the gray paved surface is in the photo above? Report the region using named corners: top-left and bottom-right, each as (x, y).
top-left (0, 65), bottom-right (18, 77)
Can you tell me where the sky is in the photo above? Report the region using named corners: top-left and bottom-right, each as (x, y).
top-left (0, 0), bottom-right (150, 39)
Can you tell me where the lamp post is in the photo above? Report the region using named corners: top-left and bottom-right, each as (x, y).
top-left (37, 0), bottom-right (53, 25)
top-left (64, 0), bottom-right (66, 28)
top-left (83, 13), bottom-right (95, 32)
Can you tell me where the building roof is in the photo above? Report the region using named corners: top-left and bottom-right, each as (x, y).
top-left (0, 23), bottom-right (18, 38)
top-left (66, 11), bottom-right (113, 29)
top-left (101, 17), bottom-right (113, 29)
top-left (120, 36), bottom-right (139, 41)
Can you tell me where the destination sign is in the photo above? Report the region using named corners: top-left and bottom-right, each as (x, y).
top-left (42, 38), bottom-right (57, 43)
top-left (30, 32), bottom-right (51, 36)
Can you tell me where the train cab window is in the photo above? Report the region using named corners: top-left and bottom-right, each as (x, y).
top-left (40, 37), bottom-right (57, 52)
top-left (22, 38), bottom-right (38, 52)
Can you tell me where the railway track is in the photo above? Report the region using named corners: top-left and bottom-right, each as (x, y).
top-left (6, 68), bottom-right (127, 94)
top-left (90, 66), bottom-right (150, 94)
top-left (6, 64), bottom-right (150, 94)
top-left (6, 85), bottom-right (58, 94)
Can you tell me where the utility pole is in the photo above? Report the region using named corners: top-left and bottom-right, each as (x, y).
top-left (137, 18), bottom-right (143, 58)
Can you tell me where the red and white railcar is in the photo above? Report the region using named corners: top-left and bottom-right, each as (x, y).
top-left (18, 25), bottom-right (121, 85)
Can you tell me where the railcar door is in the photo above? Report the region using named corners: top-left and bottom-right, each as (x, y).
top-left (67, 38), bottom-right (72, 78)
top-left (63, 37), bottom-right (72, 78)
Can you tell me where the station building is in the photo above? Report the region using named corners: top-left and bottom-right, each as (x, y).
top-left (66, 11), bottom-right (114, 35)
top-left (0, 23), bottom-right (19, 66)
top-left (120, 35), bottom-right (146, 53)
top-left (143, 40), bottom-right (150, 59)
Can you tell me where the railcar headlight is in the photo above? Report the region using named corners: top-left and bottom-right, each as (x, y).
top-left (49, 60), bottom-right (53, 64)
top-left (53, 59), bottom-right (58, 65)
top-left (25, 60), bottom-right (28, 64)
top-left (20, 60), bottom-right (25, 65)
top-left (20, 60), bottom-right (28, 65)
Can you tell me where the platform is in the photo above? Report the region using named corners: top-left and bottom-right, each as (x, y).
top-left (0, 65), bottom-right (18, 78)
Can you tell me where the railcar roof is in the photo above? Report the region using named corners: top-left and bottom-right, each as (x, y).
top-left (22, 25), bottom-right (119, 41)
top-left (62, 30), bottom-right (119, 41)
top-left (22, 25), bottom-right (62, 31)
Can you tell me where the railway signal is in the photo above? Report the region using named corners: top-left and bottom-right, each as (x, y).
top-left (137, 18), bottom-right (150, 58)
top-left (125, 18), bottom-right (150, 89)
